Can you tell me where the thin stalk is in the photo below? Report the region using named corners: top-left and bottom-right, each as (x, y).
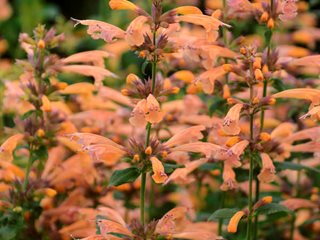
top-left (253, 176), bottom-right (260, 239)
top-left (246, 84), bottom-right (254, 240)
top-left (218, 162), bottom-right (225, 236)
top-left (140, 172), bottom-right (147, 227)
top-left (295, 158), bottom-right (301, 197)
top-left (141, 28), bottom-right (157, 228)
top-left (23, 145), bottom-right (33, 191)
top-left (289, 215), bottom-right (296, 240)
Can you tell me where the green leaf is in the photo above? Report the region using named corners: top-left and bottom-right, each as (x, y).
top-left (271, 78), bottom-right (286, 92)
top-left (275, 162), bottom-right (320, 174)
top-left (141, 60), bottom-right (150, 75)
top-left (198, 163), bottom-right (220, 171)
top-left (108, 232), bottom-right (131, 238)
top-left (163, 163), bottom-right (184, 173)
top-left (208, 208), bottom-right (239, 221)
top-left (20, 110), bottom-right (36, 120)
top-left (108, 167), bottom-right (141, 187)
top-left (255, 203), bottom-right (292, 216)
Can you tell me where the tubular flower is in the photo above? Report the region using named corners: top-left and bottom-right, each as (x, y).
top-left (72, 18), bottom-right (125, 42)
top-left (163, 125), bottom-right (205, 148)
top-left (227, 211), bottom-right (245, 233)
top-left (62, 50), bottom-right (111, 68)
top-left (59, 65), bottom-right (118, 87)
top-left (222, 103), bottom-right (244, 135)
top-left (273, 88), bottom-right (320, 120)
top-left (164, 158), bottom-right (208, 185)
top-left (221, 160), bottom-right (238, 191)
top-left (176, 14), bottom-right (230, 42)
top-left (125, 16), bottom-right (150, 46)
top-left (150, 157), bottom-right (168, 184)
top-left (129, 94), bottom-right (164, 128)
top-left (68, 133), bottom-right (126, 166)
top-left (195, 66), bottom-right (227, 94)
top-left (279, 0), bottom-right (298, 22)
top-left (258, 153), bottom-right (276, 183)
top-left (0, 134), bottom-right (24, 162)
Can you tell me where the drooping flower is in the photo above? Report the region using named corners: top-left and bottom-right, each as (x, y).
top-left (222, 103), bottom-right (244, 135)
top-left (220, 160), bottom-right (238, 191)
top-left (258, 153), bottom-right (276, 183)
top-left (150, 156), bottom-right (168, 184)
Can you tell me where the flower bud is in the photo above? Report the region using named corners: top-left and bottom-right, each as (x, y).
top-left (259, 132), bottom-right (271, 142)
top-left (227, 211), bottom-right (245, 233)
top-left (223, 64), bottom-right (233, 72)
top-left (226, 136), bottom-right (241, 147)
top-left (267, 18), bottom-right (274, 29)
top-left (254, 69), bottom-right (264, 81)
top-left (240, 47), bottom-right (247, 55)
top-left (253, 57), bottom-right (262, 70)
top-left (133, 154), bottom-right (140, 162)
top-left (145, 146), bottom-right (152, 155)
top-left (262, 64), bottom-right (269, 74)
top-left (126, 74), bottom-right (139, 84)
top-left (36, 129), bottom-right (45, 138)
top-left (121, 89), bottom-right (129, 96)
top-left (44, 188), bottom-right (57, 198)
top-left (37, 39), bottom-right (45, 49)
top-left (260, 11), bottom-right (269, 22)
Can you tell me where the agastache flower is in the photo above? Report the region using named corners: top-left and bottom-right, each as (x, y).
top-left (279, 0), bottom-right (298, 22)
top-left (222, 103), bottom-right (244, 135)
top-left (273, 88), bottom-right (320, 120)
top-left (129, 94), bottom-right (164, 128)
top-left (150, 156), bottom-right (168, 184)
top-left (0, 134), bottom-right (24, 162)
top-left (258, 153), bottom-right (276, 183)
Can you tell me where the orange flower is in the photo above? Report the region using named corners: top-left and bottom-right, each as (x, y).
top-left (109, 0), bottom-right (139, 11)
top-left (0, 134), bottom-right (24, 162)
top-left (177, 14), bottom-right (230, 42)
top-left (171, 6), bottom-right (202, 15)
top-left (150, 157), bottom-right (168, 184)
top-left (41, 95), bottom-right (52, 112)
top-left (221, 160), bottom-right (238, 191)
top-left (280, 198), bottom-right (317, 211)
top-left (129, 94), bottom-right (164, 128)
top-left (156, 207), bottom-right (188, 235)
top-left (258, 153), bottom-right (276, 183)
top-left (125, 16), bottom-right (151, 46)
top-left (195, 66), bottom-right (226, 94)
top-left (222, 103), bottom-right (244, 135)
top-left (72, 18), bottom-right (125, 43)
top-left (273, 88), bottom-right (320, 120)
top-left (164, 125), bottom-right (205, 148)
top-left (62, 50), bottom-right (111, 68)
top-left (60, 65), bottom-right (118, 87)
top-left (164, 158), bottom-right (207, 185)
top-left (227, 211), bottom-right (245, 233)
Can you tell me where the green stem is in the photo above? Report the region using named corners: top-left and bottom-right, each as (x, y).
top-left (23, 145), bottom-right (33, 191)
top-left (140, 172), bottom-right (147, 227)
top-left (218, 191), bottom-right (225, 235)
top-left (141, 28), bottom-right (158, 228)
top-left (246, 84), bottom-right (254, 240)
top-left (253, 176), bottom-right (260, 239)
top-left (289, 215), bottom-right (296, 240)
